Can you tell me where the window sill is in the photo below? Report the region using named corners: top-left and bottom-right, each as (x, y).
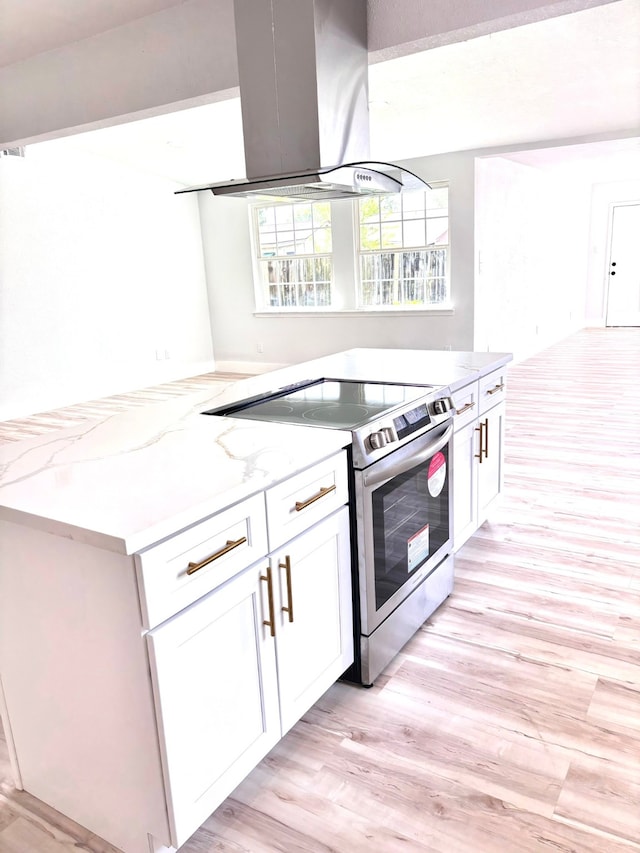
top-left (254, 305), bottom-right (455, 318)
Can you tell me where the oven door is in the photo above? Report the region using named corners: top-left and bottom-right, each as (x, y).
top-left (354, 421), bottom-right (453, 636)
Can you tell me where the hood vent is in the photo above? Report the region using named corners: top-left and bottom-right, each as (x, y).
top-left (176, 0), bottom-right (428, 201)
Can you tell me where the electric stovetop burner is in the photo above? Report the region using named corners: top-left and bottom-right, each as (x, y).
top-left (203, 378), bottom-right (434, 430)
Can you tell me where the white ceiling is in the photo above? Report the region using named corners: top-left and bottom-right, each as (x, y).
top-left (0, 0), bottom-right (189, 68)
top-left (21, 0), bottom-right (640, 185)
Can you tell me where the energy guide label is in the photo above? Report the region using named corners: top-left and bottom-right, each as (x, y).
top-left (408, 524), bottom-right (430, 572)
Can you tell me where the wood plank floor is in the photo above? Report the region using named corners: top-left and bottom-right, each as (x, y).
top-left (1, 328), bottom-right (639, 852)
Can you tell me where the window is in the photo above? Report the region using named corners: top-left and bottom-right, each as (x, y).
top-left (250, 184), bottom-right (450, 313)
top-left (358, 187), bottom-right (449, 308)
top-left (252, 202), bottom-right (333, 308)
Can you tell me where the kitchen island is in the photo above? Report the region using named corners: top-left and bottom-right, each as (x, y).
top-left (0, 347), bottom-right (511, 853)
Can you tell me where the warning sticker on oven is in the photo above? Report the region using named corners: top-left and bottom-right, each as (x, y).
top-left (408, 524), bottom-right (430, 572)
top-left (427, 451), bottom-right (446, 497)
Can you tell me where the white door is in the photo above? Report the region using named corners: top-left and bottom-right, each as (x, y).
top-left (606, 202), bottom-right (640, 327)
top-left (477, 402), bottom-right (505, 524)
top-left (272, 507), bottom-right (353, 735)
top-left (147, 562), bottom-right (280, 849)
top-left (452, 420), bottom-right (479, 551)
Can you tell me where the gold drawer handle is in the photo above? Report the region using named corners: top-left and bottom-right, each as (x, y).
top-left (186, 536), bottom-right (247, 575)
top-left (455, 401), bottom-right (476, 416)
top-left (475, 421), bottom-right (484, 463)
top-left (260, 566), bottom-right (276, 637)
top-left (280, 555), bottom-right (294, 623)
top-left (486, 382), bottom-right (505, 396)
top-left (295, 484), bottom-right (336, 512)
top-left (475, 418), bottom-right (489, 462)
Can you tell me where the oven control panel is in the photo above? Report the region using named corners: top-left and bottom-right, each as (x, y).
top-left (364, 396), bottom-right (453, 455)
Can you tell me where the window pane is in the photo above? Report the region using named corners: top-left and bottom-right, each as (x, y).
top-left (302, 257), bottom-right (314, 281)
top-left (259, 232), bottom-right (277, 257)
top-left (381, 222), bottom-right (401, 249)
top-left (293, 204), bottom-right (312, 225)
top-left (312, 202), bottom-right (331, 228)
top-left (277, 230), bottom-right (295, 254)
top-left (359, 197), bottom-right (380, 222)
top-left (257, 207), bottom-right (275, 228)
top-left (426, 187), bottom-right (449, 211)
top-left (426, 217), bottom-right (448, 246)
top-left (315, 257), bottom-right (332, 282)
top-left (314, 228), bottom-right (332, 254)
top-left (316, 282), bottom-right (331, 306)
top-left (402, 191), bottom-right (426, 220)
top-left (403, 219), bottom-right (425, 247)
top-left (380, 196), bottom-right (401, 219)
top-left (275, 206), bottom-right (293, 227)
top-left (360, 224), bottom-right (380, 251)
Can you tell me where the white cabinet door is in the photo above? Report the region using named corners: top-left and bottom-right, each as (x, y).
top-left (147, 562), bottom-right (280, 849)
top-left (477, 401), bottom-right (506, 523)
top-left (272, 506), bottom-right (353, 735)
top-left (452, 419), bottom-right (479, 551)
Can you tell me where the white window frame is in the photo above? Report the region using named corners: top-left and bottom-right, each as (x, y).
top-left (355, 183), bottom-right (451, 311)
top-left (250, 184), bottom-right (452, 316)
top-left (249, 201), bottom-right (334, 312)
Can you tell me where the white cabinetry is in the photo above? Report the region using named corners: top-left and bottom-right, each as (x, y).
top-left (143, 450), bottom-right (352, 850)
top-left (452, 366), bottom-right (507, 551)
top-left (0, 450), bottom-right (352, 853)
top-left (146, 562), bottom-right (281, 847)
top-left (269, 507), bottom-right (352, 735)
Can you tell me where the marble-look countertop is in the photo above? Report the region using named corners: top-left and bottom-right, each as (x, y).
top-left (0, 348), bottom-right (511, 555)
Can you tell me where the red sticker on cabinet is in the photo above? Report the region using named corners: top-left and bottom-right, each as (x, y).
top-left (427, 451), bottom-right (446, 497)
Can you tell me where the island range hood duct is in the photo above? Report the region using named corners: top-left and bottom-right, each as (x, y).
top-left (176, 0), bottom-right (428, 201)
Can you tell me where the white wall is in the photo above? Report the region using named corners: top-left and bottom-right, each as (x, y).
top-left (474, 155), bottom-right (590, 358)
top-left (201, 151), bottom-right (477, 371)
top-left (0, 146), bottom-right (213, 420)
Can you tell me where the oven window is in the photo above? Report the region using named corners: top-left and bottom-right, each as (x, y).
top-left (372, 446), bottom-right (450, 610)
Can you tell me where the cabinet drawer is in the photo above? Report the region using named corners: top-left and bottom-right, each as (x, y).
top-left (136, 493), bottom-right (268, 629)
top-left (479, 367), bottom-right (507, 415)
top-left (265, 451), bottom-right (349, 551)
top-left (451, 380), bottom-right (480, 431)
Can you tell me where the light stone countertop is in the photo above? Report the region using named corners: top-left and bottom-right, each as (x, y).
top-left (0, 348), bottom-right (511, 555)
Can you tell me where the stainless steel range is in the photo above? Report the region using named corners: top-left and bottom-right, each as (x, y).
top-left (204, 378), bottom-right (454, 685)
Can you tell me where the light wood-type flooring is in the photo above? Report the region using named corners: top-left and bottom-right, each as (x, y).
top-left (1, 328), bottom-right (639, 852)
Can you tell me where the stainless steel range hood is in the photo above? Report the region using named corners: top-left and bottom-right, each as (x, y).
top-left (176, 0), bottom-right (428, 201)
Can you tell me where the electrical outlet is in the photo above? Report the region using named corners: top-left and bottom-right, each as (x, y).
top-left (257, 342), bottom-right (264, 354)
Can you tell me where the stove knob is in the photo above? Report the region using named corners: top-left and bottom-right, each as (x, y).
top-left (368, 430), bottom-right (388, 450)
top-left (433, 398), bottom-right (452, 415)
top-left (368, 427), bottom-right (396, 451)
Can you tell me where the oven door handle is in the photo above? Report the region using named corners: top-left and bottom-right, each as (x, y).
top-left (363, 422), bottom-right (453, 488)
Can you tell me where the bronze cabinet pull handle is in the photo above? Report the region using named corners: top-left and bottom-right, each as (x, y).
top-left (483, 417), bottom-right (489, 459)
top-left (475, 421), bottom-right (484, 463)
top-left (280, 555), bottom-right (294, 623)
top-left (294, 484), bottom-right (336, 512)
top-left (455, 401), bottom-right (475, 416)
top-left (260, 566), bottom-right (276, 637)
top-left (486, 382), bottom-right (505, 395)
top-left (186, 536), bottom-right (247, 575)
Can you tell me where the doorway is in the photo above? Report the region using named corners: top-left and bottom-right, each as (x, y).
top-left (606, 202), bottom-right (640, 327)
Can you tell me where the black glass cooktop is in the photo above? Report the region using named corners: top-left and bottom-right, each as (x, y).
top-left (204, 379), bottom-right (433, 430)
